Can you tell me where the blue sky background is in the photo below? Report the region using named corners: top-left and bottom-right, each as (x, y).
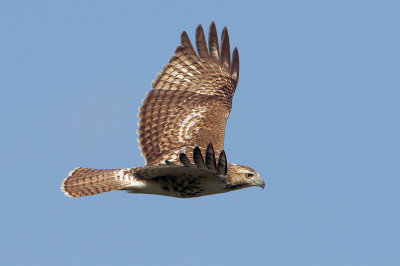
top-left (1, 1), bottom-right (399, 265)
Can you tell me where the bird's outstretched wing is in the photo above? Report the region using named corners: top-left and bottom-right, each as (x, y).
top-left (61, 144), bottom-right (229, 198)
top-left (138, 22), bottom-right (239, 165)
top-left (134, 143), bottom-right (228, 180)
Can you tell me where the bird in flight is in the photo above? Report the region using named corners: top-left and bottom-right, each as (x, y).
top-left (61, 22), bottom-right (264, 198)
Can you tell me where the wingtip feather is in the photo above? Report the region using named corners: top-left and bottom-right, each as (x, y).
top-left (230, 47), bottom-right (239, 83)
top-left (216, 150), bottom-right (228, 175)
top-left (220, 26), bottom-right (231, 71)
top-left (205, 143), bottom-right (216, 170)
top-left (195, 24), bottom-right (209, 60)
top-left (181, 31), bottom-right (195, 54)
top-left (193, 146), bottom-right (206, 168)
top-left (208, 22), bottom-right (220, 64)
top-left (179, 153), bottom-right (193, 167)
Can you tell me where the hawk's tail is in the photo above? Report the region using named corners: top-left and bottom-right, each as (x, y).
top-left (61, 167), bottom-right (136, 198)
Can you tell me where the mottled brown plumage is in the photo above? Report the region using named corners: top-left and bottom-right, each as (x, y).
top-left (138, 22), bottom-right (238, 165)
top-left (61, 22), bottom-right (264, 198)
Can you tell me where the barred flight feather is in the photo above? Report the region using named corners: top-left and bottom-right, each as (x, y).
top-left (61, 22), bottom-right (264, 199)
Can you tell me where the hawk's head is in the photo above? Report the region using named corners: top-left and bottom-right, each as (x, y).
top-left (226, 164), bottom-right (264, 190)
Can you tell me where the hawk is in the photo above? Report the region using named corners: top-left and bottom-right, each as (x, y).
top-left (61, 22), bottom-right (264, 198)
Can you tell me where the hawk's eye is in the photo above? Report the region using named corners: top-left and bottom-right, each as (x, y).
top-left (245, 173), bottom-right (254, 179)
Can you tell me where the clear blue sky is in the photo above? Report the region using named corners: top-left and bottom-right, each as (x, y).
top-left (1, 1), bottom-right (399, 265)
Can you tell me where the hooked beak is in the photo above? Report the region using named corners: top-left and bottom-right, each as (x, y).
top-left (259, 180), bottom-right (265, 190)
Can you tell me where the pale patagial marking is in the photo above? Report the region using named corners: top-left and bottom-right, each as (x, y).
top-left (178, 107), bottom-right (207, 142)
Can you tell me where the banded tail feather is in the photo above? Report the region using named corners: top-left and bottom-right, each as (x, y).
top-left (60, 22), bottom-right (264, 198)
top-left (61, 167), bottom-right (137, 198)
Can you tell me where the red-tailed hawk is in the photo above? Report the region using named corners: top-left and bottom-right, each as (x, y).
top-left (61, 22), bottom-right (264, 198)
